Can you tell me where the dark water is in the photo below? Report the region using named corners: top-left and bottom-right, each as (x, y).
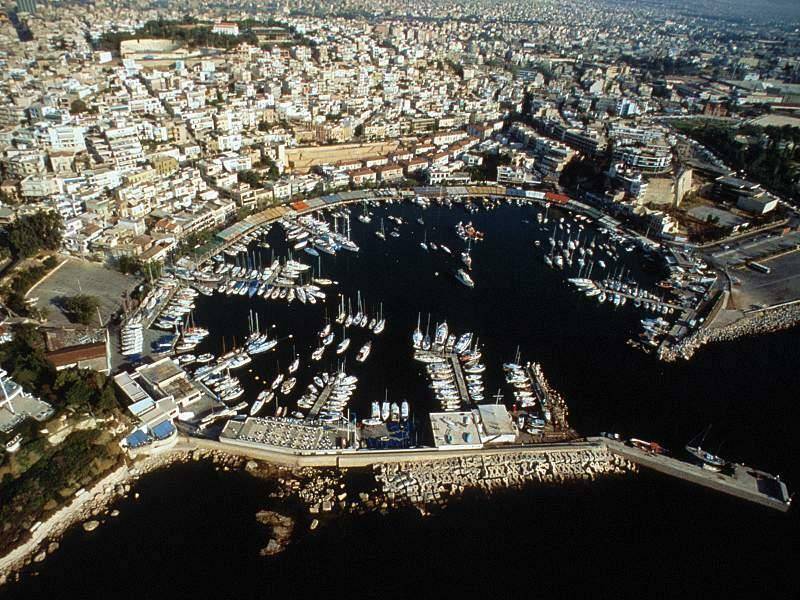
top-left (4, 202), bottom-right (798, 598)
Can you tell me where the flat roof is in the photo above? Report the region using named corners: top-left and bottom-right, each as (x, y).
top-left (137, 357), bottom-right (184, 386)
top-left (477, 405), bottom-right (517, 441)
top-left (221, 416), bottom-right (337, 451)
top-left (429, 412), bottom-right (482, 449)
top-left (114, 371), bottom-right (154, 405)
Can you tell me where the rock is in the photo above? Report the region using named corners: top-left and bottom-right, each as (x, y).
top-left (110, 509), bottom-right (120, 517)
top-left (309, 518), bottom-right (319, 531)
top-left (246, 460), bottom-right (258, 471)
top-left (82, 520), bottom-right (100, 532)
top-left (260, 539), bottom-right (283, 556)
top-left (34, 551), bottom-right (47, 563)
top-left (47, 542), bottom-right (59, 554)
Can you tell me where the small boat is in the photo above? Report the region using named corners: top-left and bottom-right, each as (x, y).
top-left (356, 341), bottom-right (372, 362)
top-left (455, 269), bottom-right (475, 288)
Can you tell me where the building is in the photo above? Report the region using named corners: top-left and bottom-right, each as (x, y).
top-left (43, 327), bottom-right (111, 374)
top-left (476, 405), bottom-right (517, 444)
top-left (712, 176), bottom-right (778, 214)
top-left (16, 0), bottom-right (36, 14)
top-left (0, 368), bottom-right (54, 433)
top-left (429, 412), bottom-right (483, 449)
top-left (212, 22), bottom-right (240, 36)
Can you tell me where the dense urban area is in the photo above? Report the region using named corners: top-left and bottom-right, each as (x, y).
top-left (0, 0), bottom-right (797, 584)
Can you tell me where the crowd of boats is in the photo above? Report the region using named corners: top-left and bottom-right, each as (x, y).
top-left (412, 318), bottom-right (485, 411)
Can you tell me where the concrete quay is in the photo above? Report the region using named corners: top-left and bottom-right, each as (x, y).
top-left (188, 434), bottom-right (607, 469)
top-left (593, 437), bottom-right (791, 512)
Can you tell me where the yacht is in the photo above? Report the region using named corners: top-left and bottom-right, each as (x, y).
top-left (455, 269), bottom-right (475, 288)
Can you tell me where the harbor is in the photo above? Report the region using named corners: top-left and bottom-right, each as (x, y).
top-left (104, 192), bottom-right (793, 519)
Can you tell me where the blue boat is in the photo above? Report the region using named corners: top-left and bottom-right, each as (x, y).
top-left (304, 246), bottom-right (320, 257)
top-left (247, 280), bottom-right (260, 298)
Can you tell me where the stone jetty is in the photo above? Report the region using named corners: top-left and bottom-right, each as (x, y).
top-left (375, 447), bottom-right (633, 510)
top-left (660, 303), bottom-right (800, 362)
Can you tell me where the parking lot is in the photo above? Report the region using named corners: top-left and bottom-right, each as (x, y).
top-left (728, 251), bottom-right (800, 310)
top-left (706, 230), bottom-right (800, 269)
top-left (27, 257), bottom-right (139, 327)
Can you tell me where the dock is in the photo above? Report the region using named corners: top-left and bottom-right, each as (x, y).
top-left (306, 380), bottom-right (334, 420)
top-left (594, 437), bottom-right (792, 512)
top-left (595, 284), bottom-right (684, 311)
top-left (448, 355), bottom-right (470, 406)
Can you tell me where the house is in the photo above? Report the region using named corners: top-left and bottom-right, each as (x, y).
top-left (349, 167), bottom-right (377, 186)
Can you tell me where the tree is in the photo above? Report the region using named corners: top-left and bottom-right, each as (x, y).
top-left (61, 295), bottom-right (101, 326)
top-left (238, 170), bottom-right (262, 187)
top-left (6, 211), bottom-right (63, 258)
top-left (116, 255), bottom-right (140, 275)
top-left (69, 99), bottom-right (87, 115)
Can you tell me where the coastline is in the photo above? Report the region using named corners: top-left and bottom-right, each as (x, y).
top-left (659, 303), bottom-right (800, 362)
top-left (0, 444), bottom-right (246, 586)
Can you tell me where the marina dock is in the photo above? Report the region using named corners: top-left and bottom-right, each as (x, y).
top-left (594, 283), bottom-right (684, 312)
top-left (593, 437), bottom-right (792, 512)
top-left (448, 355), bottom-right (470, 406)
top-left (306, 381), bottom-right (334, 420)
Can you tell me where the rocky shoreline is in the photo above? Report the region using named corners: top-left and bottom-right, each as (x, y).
top-left (660, 304), bottom-right (800, 362)
top-left (2, 443), bottom-right (638, 585)
top-left (0, 446), bottom-right (247, 586)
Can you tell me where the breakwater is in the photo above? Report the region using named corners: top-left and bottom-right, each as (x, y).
top-left (661, 303), bottom-right (800, 361)
top-left (375, 447), bottom-right (633, 512)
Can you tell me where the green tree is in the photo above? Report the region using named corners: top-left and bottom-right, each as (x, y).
top-left (116, 254), bottom-right (140, 275)
top-left (69, 99), bottom-right (88, 114)
top-left (6, 211), bottom-right (63, 258)
top-left (61, 294), bottom-right (101, 326)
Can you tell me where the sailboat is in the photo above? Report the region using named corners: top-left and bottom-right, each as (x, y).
top-left (288, 345), bottom-right (299, 374)
top-left (685, 426), bottom-right (727, 471)
top-left (375, 218), bottom-right (386, 240)
top-left (335, 295), bottom-right (346, 324)
top-left (420, 231), bottom-right (428, 251)
top-left (412, 312), bottom-right (423, 348)
top-left (336, 326), bottom-right (350, 355)
top-left (358, 202), bottom-right (372, 224)
top-left (373, 303), bottom-right (385, 334)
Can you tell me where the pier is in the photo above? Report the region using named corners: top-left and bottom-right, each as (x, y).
top-left (306, 381), bottom-right (334, 420)
top-left (594, 284), bottom-right (684, 312)
top-left (448, 355), bottom-right (470, 406)
top-left (594, 437), bottom-right (791, 512)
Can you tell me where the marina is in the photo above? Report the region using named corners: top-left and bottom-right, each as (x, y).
top-left (107, 191), bottom-right (792, 516)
